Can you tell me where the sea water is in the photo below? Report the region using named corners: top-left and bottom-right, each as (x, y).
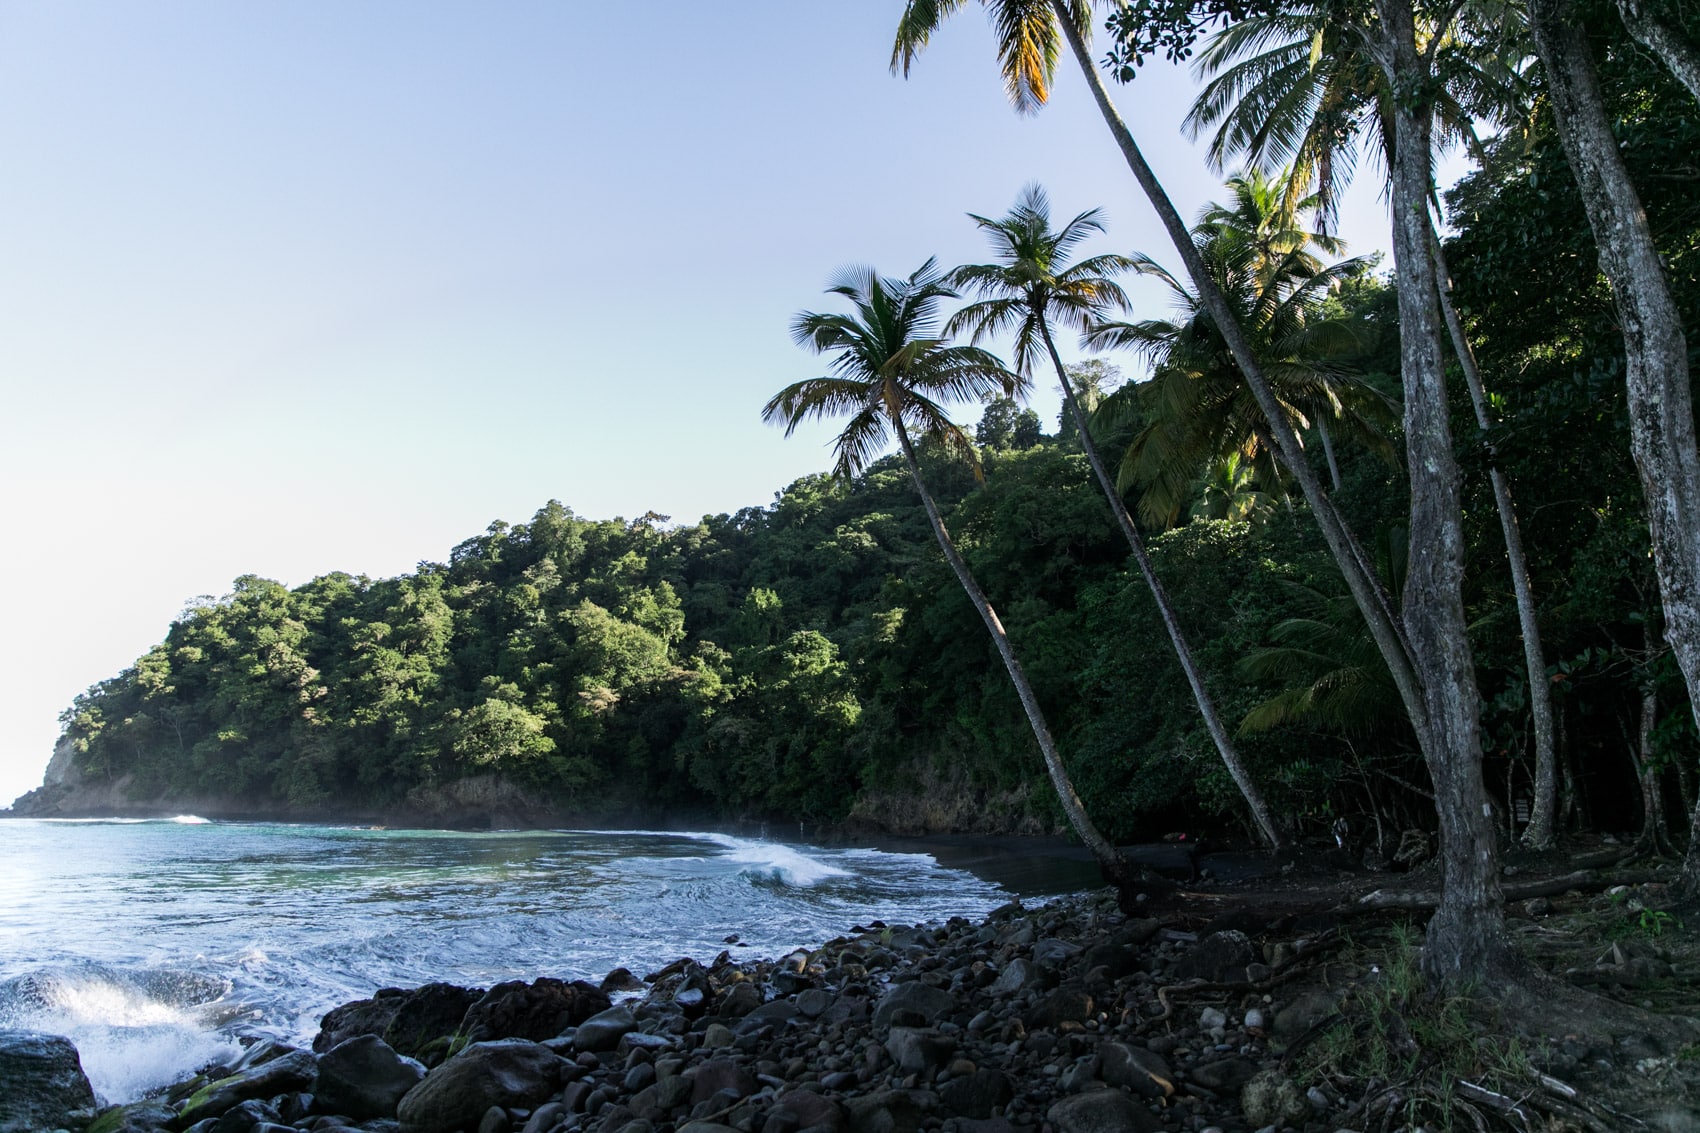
top-left (0, 819), bottom-right (1067, 1104)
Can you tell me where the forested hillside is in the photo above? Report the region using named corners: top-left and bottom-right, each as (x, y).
top-left (22, 0), bottom-right (1699, 856)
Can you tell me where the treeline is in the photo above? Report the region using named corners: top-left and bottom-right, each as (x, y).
top-left (53, 0), bottom-right (1699, 856)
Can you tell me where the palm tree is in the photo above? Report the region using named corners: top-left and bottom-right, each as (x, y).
top-left (948, 184), bottom-right (1285, 853)
top-left (1089, 177), bottom-right (1394, 528)
top-left (763, 259), bottom-right (1135, 886)
top-left (893, 0), bottom-right (1512, 983)
top-left (1182, 3), bottom-right (1564, 849)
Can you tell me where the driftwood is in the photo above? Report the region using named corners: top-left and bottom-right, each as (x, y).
top-left (1351, 870), bottom-right (1661, 910)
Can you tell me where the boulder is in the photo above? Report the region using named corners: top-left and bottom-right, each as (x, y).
top-left (883, 1028), bottom-right (956, 1077)
top-left (771, 1089), bottom-right (845, 1133)
top-left (314, 1034), bottom-right (426, 1119)
top-left (689, 1058), bottom-right (756, 1106)
top-left (1024, 987), bottom-right (1092, 1030)
top-left (843, 1089), bottom-right (934, 1133)
top-left (1045, 1090), bottom-right (1161, 1133)
top-left (1171, 930), bottom-right (1255, 983)
top-left (396, 1040), bottom-right (565, 1133)
top-left (85, 1101), bottom-right (176, 1133)
top-left (1096, 1043), bottom-right (1172, 1100)
top-left (1241, 1068), bottom-right (1309, 1129)
top-left (0, 1031), bottom-right (97, 1133)
top-left (172, 1049), bottom-right (318, 1128)
top-left (872, 983), bottom-right (956, 1029)
top-left (461, 977), bottom-right (611, 1044)
top-left (1185, 1056), bottom-right (1258, 1094)
top-left (987, 960), bottom-right (1039, 997)
top-left (938, 1069), bottom-right (1013, 1119)
top-left (573, 1004), bottom-right (638, 1053)
top-left (735, 999), bottom-right (801, 1036)
top-left (315, 983), bottom-right (483, 1062)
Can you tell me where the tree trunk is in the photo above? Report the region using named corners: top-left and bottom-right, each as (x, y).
top-left (1038, 319), bottom-right (1284, 854)
top-left (888, 417), bottom-right (1130, 881)
top-left (1374, 0), bottom-right (1510, 983)
top-left (1427, 224), bottom-right (1559, 851)
top-left (1527, 0), bottom-right (1700, 893)
top-left (1613, 0), bottom-right (1700, 103)
top-left (1052, 3), bottom-right (1425, 736)
top-left (1316, 416), bottom-right (1343, 492)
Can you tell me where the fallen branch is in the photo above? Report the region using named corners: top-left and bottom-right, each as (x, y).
top-left (1353, 870), bottom-right (1661, 910)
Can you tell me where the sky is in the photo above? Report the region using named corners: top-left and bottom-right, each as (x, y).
top-left (0, 2), bottom-right (1419, 805)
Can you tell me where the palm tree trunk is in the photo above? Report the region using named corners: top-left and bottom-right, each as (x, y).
top-left (1375, 0), bottom-right (1510, 983)
top-left (1038, 319), bottom-right (1284, 854)
top-left (1316, 417), bottom-right (1342, 492)
top-left (1527, 0), bottom-right (1700, 903)
top-left (1051, 3), bottom-right (1425, 736)
top-left (888, 417), bottom-right (1129, 879)
top-left (1427, 223), bottom-right (1559, 851)
top-left (1613, 0), bottom-right (1700, 103)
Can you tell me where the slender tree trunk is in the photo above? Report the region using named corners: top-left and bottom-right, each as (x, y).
top-left (1427, 224), bottom-right (1559, 850)
top-left (1526, 0), bottom-right (1700, 903)
top-left (1038, 319), bottom-right (1284, 854)
top-left (1052, 4), bottom-right (1424, 734)
top-left (1613, 0), bottom-right (1700, 103)
top-left (1374, 0), bottom-right (1509, 983)
top-left (1316, 417), bottom-right (1343, 492)
top-left (888, 418), bottom-right (1129, 879)
top-left (1058, 0), bottom-right (1507, 982)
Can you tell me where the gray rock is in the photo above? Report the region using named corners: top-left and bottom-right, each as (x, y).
top-left (0, 1031), bottom-right (96, 1133)
top-left (676, 1124), bottom-right (743, 1133)
top-left (987, 961), bottom-right (1038, 997)
top-left (872, 984), bottom-right (957, 1029)
top-left (521, 1101), bottom-right (567, 1133)
top-left (83, 1101), bottom-right (176, 1132)
top-left (938, 1069), bottom-right (1013, 1118)
top-left (718, 983), bottom-right (763, 1018)
top-left (1197, 1007), bottom-right (1227, 1031)
top-left (1272, 992), bottom-right (1338, 1042)
top-left (690, 1059), bottom-right (756, 1106)
top-left (208, 1099), bottom-right (283, 1132)
top-left (843, 1089), bottom-right (934, 1133)
top-left (772, 1089), bottom-right (846, 1133)
top-left (1186, 1057), bottom-right (1258, 1093)
top-left (1240, 1068), bottom-right (1308, 1129)
top-left (1031, 939), bottom-right (1083, 968)
top-left (1097, 1043), bottom-right (1172, 1100)
top-left (575, 1005), bottom-right (638, 1053)
top-left (477, 1105), bottom-right (511, 1133)
top-left (1172, 930), bottom-right (1254, 983)
top-left (1025, 987), bottom-right (1092, 1030)
top-left (174, 1049), bottom-right (319, 1128)
top-left (462, 978), bottom-right (612, 1045)
top-left (395, 1040), bottom-right (565, 1133)
top-left (1045, 1089), bottom-right (1161, 1133)
top-left (796, 989), bottom-right (834, 1019)
top-left (883, 1028), bottom-right (956, 1077)
top-left (315, 1034), bottom-right (426, 1120)
top-left (736, 1000), bottom-right (802, 1036)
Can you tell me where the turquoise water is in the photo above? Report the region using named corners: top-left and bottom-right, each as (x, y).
top-left (0, 819), bottom-right (1034, 1104)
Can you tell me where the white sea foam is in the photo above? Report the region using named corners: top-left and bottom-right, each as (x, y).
top-left (695, 833), bottom-right (852, 886)
top-left (169, 814), bottom-right (212, 824)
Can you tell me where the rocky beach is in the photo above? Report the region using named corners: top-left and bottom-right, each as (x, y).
top-left (9, 855), bottom-right (1700, 1133)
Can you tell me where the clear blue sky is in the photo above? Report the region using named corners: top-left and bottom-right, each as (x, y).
top-left (0, 2), bottom-right (1414, 804)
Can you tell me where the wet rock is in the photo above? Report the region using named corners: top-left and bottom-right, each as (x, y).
top-left (795, 989), bottom-right (834, 1019)
top-left (207, 1098), bottom-right (283, 1132)
top-left (314, 1034), bottom-right (426, 1120)
top-left (1031, 939), bottom-right (1083, 968)
top-left (938, 1069), bottom-right (1013, 1119)
top-left (872, 984), bottom-right (956, 1029)
top-left (575, 1005), bottom-right (638, 1053)
top-left (86, 1101), bottom-right (177, 1133)
top-left (395, 1040), bottom-right (566, 1133)
top-left (174, 1049), bottom-right (319, 1128)
top-left (602, 968), bottom-right (644, 993)
top-left (317, 984), bottom-right (481, 1060)
top-left (987, 961), bottom-right (1038, 997)
top-left (1240, 1068), bottom-right (1308, 1129)
top-left (843, 1089), bottom-right (934, 1133)
top-left (1097, 1043), bottom-right (1172, 1100)
top-left (476, 1106), bottom-right (510, 1133)
top-left (0, 1030), bottom-right (97, 1133)
top-left (462, 977), bottom-right (612, 1044)
top-left (736, 1000), bottom-right (801, 1036)
top-left (1046, 1089), bottom-right (1161, 1133)
top-left (1172, 931), bottom-right (1255, 983)
top-left (718, 983), bottom-right (763, 1018)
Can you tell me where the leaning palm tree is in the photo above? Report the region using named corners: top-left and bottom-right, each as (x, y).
top-left (763, 259), bottom-right (1134, 885)
top-left (947, 184), bottom-right (1284, 853)
top-left (894, 0), bottom-right (1511, 983)
top-left (1184, 1), bottom-right (1562, 850)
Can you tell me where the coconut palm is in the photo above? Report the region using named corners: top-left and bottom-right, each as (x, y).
top-left (947, 184), bottom-right (1285, 853)
top-left (1184, 1), bottom-right (1562, 851)
top-left (1089, 184), bottom-right (1394, 528)
top-left (893, 0), bottom-right (1515, 982)
top-left (762, 259), bottom-right (1134, 884)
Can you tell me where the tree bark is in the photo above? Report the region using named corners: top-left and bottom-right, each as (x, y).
top-left (1527, 0), bottom-right (1700, 896)
top-left (1613, 0), bottom-right (1700, 103)
top-left (1039, 318), bottom-right (1284, 854)
top-left (888, 417), bottom-right (1129, 879)
top-left (1427, 224), bottom-right (1559, 851)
